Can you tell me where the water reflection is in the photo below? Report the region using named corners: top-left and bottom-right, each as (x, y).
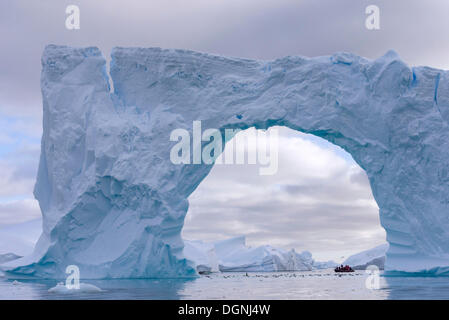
top-left (1, 270), bottom-right (449, 299)
top-left (384, 276), bottom-right (449, 300)
top-left (0, 278), bottom-right (194, 300)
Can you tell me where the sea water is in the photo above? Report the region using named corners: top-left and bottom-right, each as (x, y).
top-left (0, 269), bottom-right (448, 300)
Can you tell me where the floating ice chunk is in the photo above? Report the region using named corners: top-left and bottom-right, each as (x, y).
top-left (48, 282), bottom-right (103, 294)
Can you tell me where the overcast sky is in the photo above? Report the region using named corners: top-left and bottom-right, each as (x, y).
top-left (0, 0), bottom-right (448, 261)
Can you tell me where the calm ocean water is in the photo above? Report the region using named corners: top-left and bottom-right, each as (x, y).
top-left (1, 269), bottom-right (448, 300)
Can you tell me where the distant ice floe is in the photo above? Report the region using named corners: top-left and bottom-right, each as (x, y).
top-left (184, 236), bottom-right (337, 273)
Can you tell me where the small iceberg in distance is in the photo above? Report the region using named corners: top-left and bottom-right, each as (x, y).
top-left (184, 236), bottom-right (338, 273)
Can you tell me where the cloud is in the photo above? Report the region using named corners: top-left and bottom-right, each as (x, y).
top-left (0, 163), bottom-right (35, 198)
top-left (0, 113), bottom-right (42, 157)
top-left (0, 117), bottom-right (40, 195)
top-left (0, 133), bottom-right (14, 144)
top-left (0, 117), bottom-right (40, 226)
top-left (0, 198), bottom-right (40, 226)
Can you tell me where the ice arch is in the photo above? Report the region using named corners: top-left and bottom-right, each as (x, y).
top-left (4, 45), bottom-right (449, 278)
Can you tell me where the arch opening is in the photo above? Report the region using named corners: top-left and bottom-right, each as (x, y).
top-left (182, 126), bottom-right (386, 272)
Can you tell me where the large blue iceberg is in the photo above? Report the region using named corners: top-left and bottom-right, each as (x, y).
top-left (3, 45), bottom-right (449, 278)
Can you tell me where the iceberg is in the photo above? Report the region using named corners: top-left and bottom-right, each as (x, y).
top-left (184, 236), bottom-right (336, 272)
top-left (185, 236), bottom-right (324, 272)
top-left (4, 45), bottom-right (449, 278)
top-left (343, 244), bottom-right (388, 270)
top-left (183, 240), bottom-right (219, 273)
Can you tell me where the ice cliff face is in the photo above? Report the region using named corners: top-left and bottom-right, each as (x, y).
top-left (4, 45), bottom-right (449, 278)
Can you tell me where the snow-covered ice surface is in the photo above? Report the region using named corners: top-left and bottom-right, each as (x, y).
top-left (2, 270), bottom-right (449, 299)
top-left (4, 45), bottom-right (449, 278)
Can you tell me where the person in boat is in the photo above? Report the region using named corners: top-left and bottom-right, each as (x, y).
top-left (335, 264), bottom-right (354, 272)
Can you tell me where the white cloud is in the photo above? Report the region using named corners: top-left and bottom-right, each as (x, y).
top-left (0, 133), bottom-right (14, 144)
top-left (0, 161), bottom-right (35, 198)
top-left (0, 143), bottom-right (39, 198)
top-left (0, 122), bottom-right (40, 226)
top-left (0, 198), bottom-right (40, 226)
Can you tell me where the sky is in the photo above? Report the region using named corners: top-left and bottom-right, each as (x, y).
top-left (0, 0), bottom-right (448, 261)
